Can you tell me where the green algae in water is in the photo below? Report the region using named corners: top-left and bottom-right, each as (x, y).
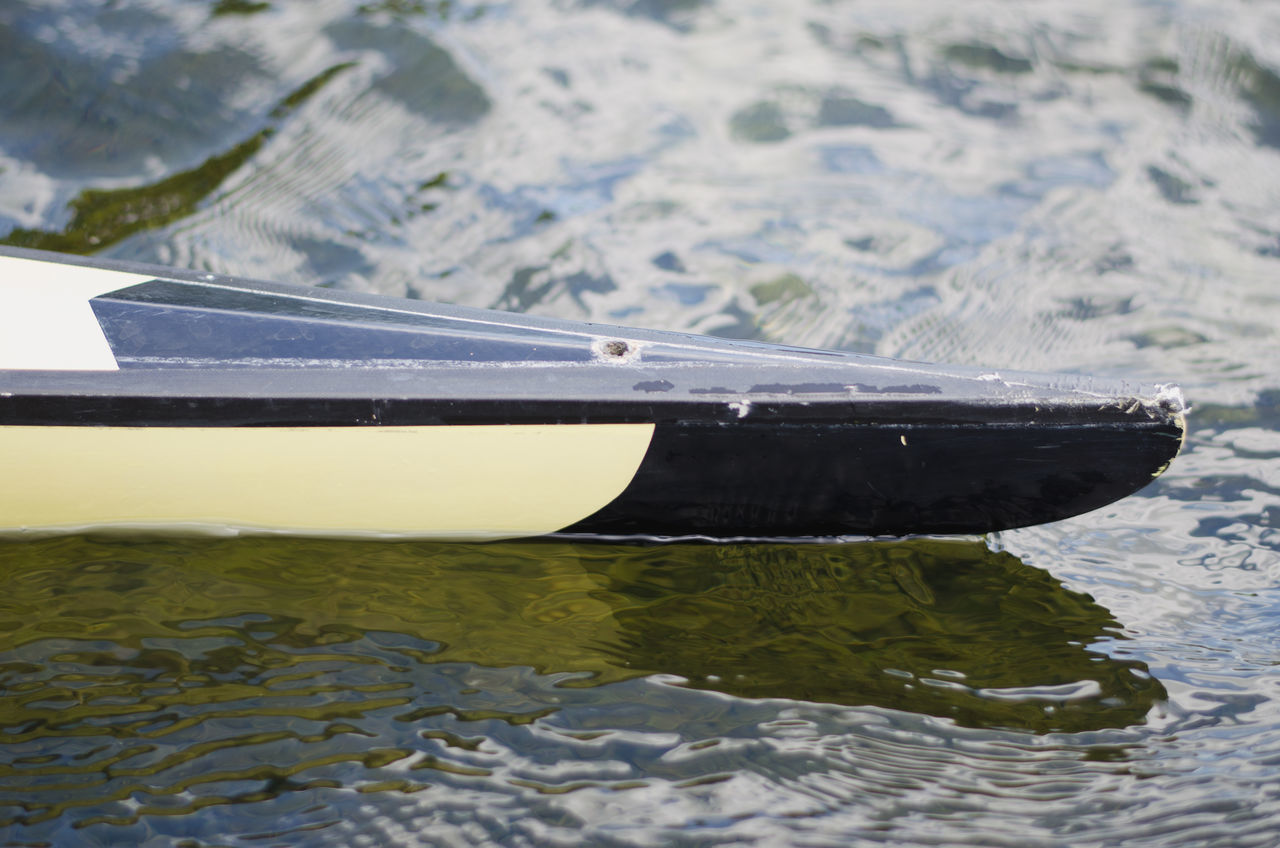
top-left (210, 0), bottom-right (272, 16)
top-left (0, 63), bottom-right (355, 255)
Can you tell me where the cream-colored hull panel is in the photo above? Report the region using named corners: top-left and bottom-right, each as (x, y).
top-left (0, 423), bottom-right (654, 539)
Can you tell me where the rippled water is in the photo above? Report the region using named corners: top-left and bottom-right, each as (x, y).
top-left (2, 0), bottom-right (1280, 844)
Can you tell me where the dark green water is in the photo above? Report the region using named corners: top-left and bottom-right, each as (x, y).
top-left (0, 537), bottom-right (1169, 843)
top-left (2, 0), bottom-right (1280, 845)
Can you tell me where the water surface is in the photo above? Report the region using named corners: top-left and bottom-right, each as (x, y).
top-left (2, 0), bottom-right (1280, 844)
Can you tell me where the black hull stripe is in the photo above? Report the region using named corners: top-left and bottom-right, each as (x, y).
top-left (569, 418), bottom-right (1184, 537)
top-left (0, 390), bottom-right (1178, 429)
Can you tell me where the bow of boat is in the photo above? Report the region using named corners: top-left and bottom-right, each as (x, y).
top-left (0, 246), bottom-right (1185, 539)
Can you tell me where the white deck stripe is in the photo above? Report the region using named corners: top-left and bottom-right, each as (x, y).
top-left (0, 256), bottom-right (148, 371)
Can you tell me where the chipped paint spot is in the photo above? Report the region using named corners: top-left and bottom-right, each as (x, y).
top-left (634, 379), bottom-right (675, 393)
top-left (591, 337), bottom-right (642, 363)
top-left (1154, 383), bottom-right (1187, 414)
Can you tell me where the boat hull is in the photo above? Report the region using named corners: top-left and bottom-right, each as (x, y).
top-left (0, 247), bottom-right (1185, 540)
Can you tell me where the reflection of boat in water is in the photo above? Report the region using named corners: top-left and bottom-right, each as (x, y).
top-left (0, 246), bottom-right (1184, 540)
top-left (3, 536), bottom-right (1164, 734)
top-left (585, 540), bottom-right (1166, 733)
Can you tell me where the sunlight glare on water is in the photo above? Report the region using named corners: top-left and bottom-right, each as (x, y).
top-left (1, 0), bottom-right (1280, 844)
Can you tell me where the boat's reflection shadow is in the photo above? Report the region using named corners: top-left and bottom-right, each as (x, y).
top-left (573, 539), bottom-right (1164, 732)
top-left (3, 535), bottom-right (1164, 734)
